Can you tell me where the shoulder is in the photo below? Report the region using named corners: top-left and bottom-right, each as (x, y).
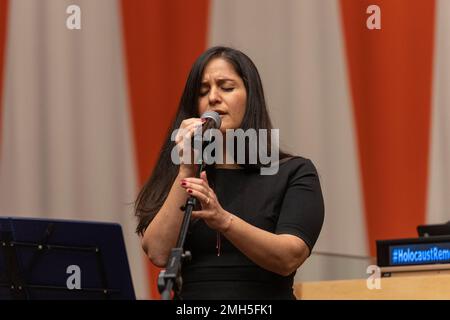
top-left (279, 156), bottom-right (319, 174)
top-left (275, 156), bottom-right (322, 187)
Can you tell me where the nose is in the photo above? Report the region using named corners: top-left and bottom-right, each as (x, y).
top-left (208, 87), bottom-right (221, 106)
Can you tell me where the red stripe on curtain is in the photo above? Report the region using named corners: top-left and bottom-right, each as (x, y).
top-left (340, 0), bottom-right (435, 255)
top-left (120, 0), bottom-right (209, 299)
top-left (0, 0), bottom-right (9, 154)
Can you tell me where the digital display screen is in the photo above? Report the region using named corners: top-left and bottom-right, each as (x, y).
top-left (389, 243), bottom-right (450, 266)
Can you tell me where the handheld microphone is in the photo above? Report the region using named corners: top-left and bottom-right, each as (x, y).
top-left (193, 111), bottom-right (222, 145)
top-left (201, 110), bottom-right (222, 131)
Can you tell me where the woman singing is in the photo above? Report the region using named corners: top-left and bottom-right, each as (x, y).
top-left (135, 46), bottom-right (324, 300)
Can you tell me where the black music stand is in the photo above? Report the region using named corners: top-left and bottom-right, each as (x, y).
top-left (0, 217), bottom-right (135, 300)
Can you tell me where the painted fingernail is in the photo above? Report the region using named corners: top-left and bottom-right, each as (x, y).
top-left (188, 189), bottom-right (193, 194)
top-left (181, 182), bottom-right (187, 186)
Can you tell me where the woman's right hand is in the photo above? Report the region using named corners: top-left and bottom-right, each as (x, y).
top-left (175, 117), bottom-right (205, 178)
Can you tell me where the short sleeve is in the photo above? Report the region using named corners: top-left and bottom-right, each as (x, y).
top-left (275, 159), bottom-right (325, 253)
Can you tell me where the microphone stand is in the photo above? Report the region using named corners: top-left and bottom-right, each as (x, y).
top-left (157, 142), bottom-right (209, 300)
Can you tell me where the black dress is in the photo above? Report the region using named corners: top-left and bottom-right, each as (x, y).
top-left (180, 156), bottom-right (325, 300)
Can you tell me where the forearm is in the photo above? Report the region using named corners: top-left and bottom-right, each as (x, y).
top-left (142, 172), bottom-right (190, 267)
top-left (222, 213), bottom-right (309, 276)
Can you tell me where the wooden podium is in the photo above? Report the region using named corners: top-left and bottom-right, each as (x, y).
top-left (294, 273), bottom-right (450, 299)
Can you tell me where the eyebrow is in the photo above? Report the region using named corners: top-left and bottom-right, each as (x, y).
top-left (201, 78), bottom-right (236, 85)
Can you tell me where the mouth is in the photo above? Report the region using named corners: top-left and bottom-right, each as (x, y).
top-left (214, 110), bottom-right (227, 116)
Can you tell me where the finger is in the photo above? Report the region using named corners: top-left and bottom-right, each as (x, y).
top-left (176, 122), bottom-right (202, 144)
top-left (185, 188), bottom-right (209, 204)
top-left (180, 181), bottom-right (209, 195)
top-left (180, 118), bottom-right (204, 130)
top-left (185, 121), bottom-right (203, 132)
top-left (175, 120), bottom-right (203, 142)
top-left (183, 177), bottom-right (212, 198)
top-left (183, 177), bottom-right (208, 186)
top-left (200, 171), bottom-right (209, 185)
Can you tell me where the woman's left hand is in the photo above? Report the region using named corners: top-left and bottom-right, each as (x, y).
top-left (180, 171), bottom-right (232, 233)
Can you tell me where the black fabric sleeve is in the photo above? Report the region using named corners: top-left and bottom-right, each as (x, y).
top-left (275, 158), bottom-right (325, 253)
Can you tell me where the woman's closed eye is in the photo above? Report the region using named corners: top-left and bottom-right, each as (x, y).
top-left (199, 87), bottom-right (234, 96)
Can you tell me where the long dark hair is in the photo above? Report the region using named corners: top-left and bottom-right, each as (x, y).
top-left (134, 46), bottom-right (290, 235)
